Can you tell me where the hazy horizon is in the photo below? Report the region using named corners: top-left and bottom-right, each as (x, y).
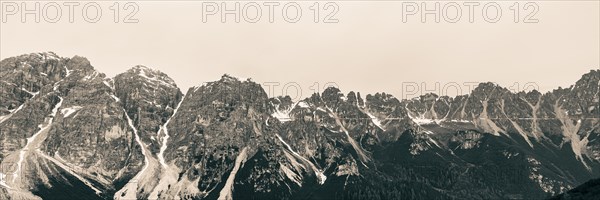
top-left (2, 1), bottom-right (598, 100)
top-left (2, 51), bottom-right (598, 102)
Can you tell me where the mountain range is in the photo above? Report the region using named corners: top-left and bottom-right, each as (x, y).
top-left (0, 52), bottom-right (599, 200)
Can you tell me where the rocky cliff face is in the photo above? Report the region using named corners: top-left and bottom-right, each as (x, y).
top-left (0, 53), bottom-right (143, 199)
top-left (1, 52), bottom-right (599, 200)
top-left (114, 65), bottom-right (183, 155)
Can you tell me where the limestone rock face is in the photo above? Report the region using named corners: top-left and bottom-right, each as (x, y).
top-left (114, 65), bottom-right (183, 154)
top-left (1, 52), bottom-right (599, 200)
top-left (1, 53), bottom-right (143, 199)
top-left (0, 52), bottom-right (68, 160)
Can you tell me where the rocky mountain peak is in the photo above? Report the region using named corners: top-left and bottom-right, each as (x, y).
top-left (419, 93), bottom-right (439, 102)
top-left (0, 52), bottom-right (72, 116)
top-left (470, 82), bottom-right (510, 100)
top-left (220, 73), bottom-right (241, 82)
top-left (25, 51), bottom-right (62, 61)
top-left (191, 74), bottom-right (268, 107)
top-left (572, 69), bottom-right (600, 92)
top-left (578, 69), bottom-right (600, 82)
top-left (346, 91), bottom-right (358, 105)
top-left (121, 65), bottom-right (178, 88)
top-left (322, 86), bottom-right (343, 97)
top-left (68, 55), bottom-right (95, 72)
top-left (320, 86), bottom-right (346, 107)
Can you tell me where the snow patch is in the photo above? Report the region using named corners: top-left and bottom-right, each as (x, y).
top-left (297, 101), bottom-right (310, 108)
top-left (60, 106), bottom-right (82, 118)
top-left (102, 80), bottom-right (113, 90)
top-left (340, 95), bottom-right (347, 101)
top-left (64, 66), bottom-right (72, 77)
top-left (136, 66), bottom-right (177, 87)
top-left (110, 94), bottom-right (120, 102)
top-left (82, 71), bottom-right (98, 81)
top-left (20, 88), bottom-right (38, 96)
top-left (449, 119), bottom-right (472, 123)
top-left (316, 170), bottom-right (327, 185)
top-left (271, 102), bottom-right (298, 122)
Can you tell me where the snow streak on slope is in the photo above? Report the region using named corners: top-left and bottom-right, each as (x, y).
top-left (20, 88), bottom-right (37, 96)
top-left (554, 98), bottom-right (589, 170)
top-left (13, 97), bottom-right (63, 183)
top-left (157, 94), bottom-right (186, 168)
top-left (114, 110), bottom-right (150, 200)
top-left (0, 104), bottom-right (24, 124)
top-left (63, 66), bottom-right (71, 77)
top-left (297, 101), bottom-right (310, 108)
top-left (110, 95), bottom-right (120, 102)
top-left (280, 160), bottom-right (303, 186)
top-left (476, 100), bottom-right (504, 136)
top-left (520, 96), bottom-right (543, 140)
top-left (147, 95), bottom-right (187, 199)
top-left (218, 147), bottom-right (248, 200)
top-left (37, 150), bottom-right (102, 194)
top-left (0, 90), bottom-right (40, 124)
top-left (500, 99), bottom-right (533, 147)
top-left (125, 111), bottom-right (148, 175)
top-left (276, 134), bottom-right (327, 185)
top-left (363, 110), bottom-right (385, 131)
top-left (326, 107), bottom-right (371, 164)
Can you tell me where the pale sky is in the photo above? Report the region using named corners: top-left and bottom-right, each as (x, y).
top-left (1, 1), bottom-right (598, 101)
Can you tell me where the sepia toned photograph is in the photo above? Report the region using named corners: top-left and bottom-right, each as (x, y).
top-left (0, 0), bottom-right (599, 199)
